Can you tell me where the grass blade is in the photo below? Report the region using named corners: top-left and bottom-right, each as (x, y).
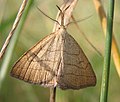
top-left (93, 0), bottom-right (120, 77)
top-left (100, 0), bottom-right (115, 102)
top-left (0, 0), bottom-right (34, 90)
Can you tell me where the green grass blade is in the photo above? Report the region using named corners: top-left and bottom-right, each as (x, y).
top-left (100, 0), bottom-right (115, 102)
top-left (0, 0), bottom-right (34, 90)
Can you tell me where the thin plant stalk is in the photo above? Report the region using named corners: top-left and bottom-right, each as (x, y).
top-left (50, 87), bottom-right (56, 102)
top-left (100, 0), bottom-right (115, 102)
top-left (0, 0), bottom-right (34, 90)
top-left (93, 0), bottom-right (120, 77)
top-left (0, 0), bottom-right (28, 60)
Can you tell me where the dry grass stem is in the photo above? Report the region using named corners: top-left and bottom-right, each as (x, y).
top-left (0, 0), bottom-right (28, 60)
top-left (93, 0), bottom-right (120, 77)
top-left (53, 0), bottom-right (78, 32)
top-left (50, 87), bottom-right (56, 102)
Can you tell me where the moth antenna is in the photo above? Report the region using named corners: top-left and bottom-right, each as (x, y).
top-left (64, 5), bottom-right (70, 12)
top-left (69, 15), bottom-right (102, 56)
top-left (56, 5), bottom-right (62, 13)
top-left (37, 7), bottom-right (60, 26)
top-left (56, 5), bottom-right (64, 26)
top-left (56, 5), bottom-right (70, 27)
top-left (66, 14), bottom-right (93, 26)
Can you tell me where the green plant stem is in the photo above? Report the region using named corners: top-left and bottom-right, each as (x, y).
top-left (100, 0), bottom-right (115, 102)
top-left (0, 0), bottom-right (34, 90)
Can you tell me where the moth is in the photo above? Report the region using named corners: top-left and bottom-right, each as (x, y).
top-left (11, 6), bottom-right (96, 90)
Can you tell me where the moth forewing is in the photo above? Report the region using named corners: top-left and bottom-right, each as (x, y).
top-left (56, 29), bottom-right (96, 90)
top-left (11, 26), bottom-right (96, 89)
top-left (11, 31), bottom-right (62, 87)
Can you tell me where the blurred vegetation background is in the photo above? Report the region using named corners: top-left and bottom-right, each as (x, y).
top-left (0, 0), bottom-right (120, 102)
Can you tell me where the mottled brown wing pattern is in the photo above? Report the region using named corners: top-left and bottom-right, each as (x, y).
top-left (11, 32), bottom-right (63, 87)
top-left (57, 31), bottom-right (96, 90)
top-left (11, 28), bottom-right (96, 90)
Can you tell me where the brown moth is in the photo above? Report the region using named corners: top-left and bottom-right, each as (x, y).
top-left (10, 6), bottom-right (96, 90)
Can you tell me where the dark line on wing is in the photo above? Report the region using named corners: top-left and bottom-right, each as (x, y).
top-left (64, 62), bottom-right (85, 70)
top-left (64, 72), bottom-right (95, 77)
top-left (24, 35), bottom-right (56, 82)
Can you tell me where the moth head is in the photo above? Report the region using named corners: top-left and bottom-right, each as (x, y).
top-left (56, 5), bottom-right (70, 30)
top-left (37, 5), bottom-right (70, 31)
